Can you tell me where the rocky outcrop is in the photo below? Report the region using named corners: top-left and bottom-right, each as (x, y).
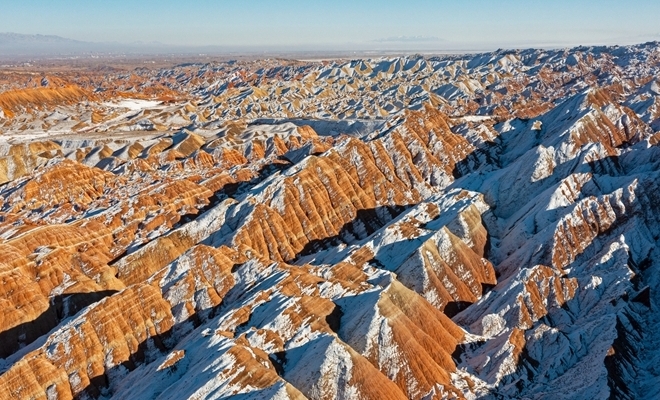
top-left (0, 141), bottom-right (62, 184)
top-left (0, 85), bottom-right (93, 119)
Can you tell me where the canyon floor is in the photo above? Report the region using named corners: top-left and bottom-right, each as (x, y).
top-left (1, 43), bottom-right (660, 399)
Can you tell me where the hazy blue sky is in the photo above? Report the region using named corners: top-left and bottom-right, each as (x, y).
top-left (3, 0), bottom-right (660, 50)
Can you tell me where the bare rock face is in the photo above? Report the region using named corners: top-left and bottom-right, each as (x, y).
top-left (2, 43), bottom-right (660, 399)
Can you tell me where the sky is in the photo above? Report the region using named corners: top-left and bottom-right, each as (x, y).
top-left (3, 0), bottom-right (660, 51)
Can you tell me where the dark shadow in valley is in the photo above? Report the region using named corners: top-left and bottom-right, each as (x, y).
top-left (178, 159), bottom-right (294, 228)
top-left (452, 139), bottom-right (502, 180)
top-left (292, 205), bottom-right (410, 262)
top-left (448, 130), bottom-right (657, 397)
top-left (586, 154), bottom-right (624, 177)
top-left (0, 290), bottom-right (118, 360)
top-left (455, 222), bottom-right (658, 398)
top-left (70, 276), bottom-right (262, 400)
top-left (443, 301), bottom-right (473, 319)
top-left (73, 303), bottom-right (214, 400)
top-left (229, 160), bottom-right (293, 199)
top-left (604, 307), bottom-right (643, 400)
top-left (325, 304), bottom-right (343, 333)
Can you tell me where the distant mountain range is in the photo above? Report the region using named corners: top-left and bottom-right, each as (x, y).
top-left (0, 32), bottom-right (215, 58)
top-left (0, 32), bottom-right (98, 56)
top-left (0, 32), bottom-right (392, 59)
top-left (0, 33), bottom-right (83, 44)
top-left (0, 33), bottom-right (471, 61)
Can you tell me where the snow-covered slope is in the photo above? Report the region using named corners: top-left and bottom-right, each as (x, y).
top-left (1, 42), bottom-right (660, 399)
